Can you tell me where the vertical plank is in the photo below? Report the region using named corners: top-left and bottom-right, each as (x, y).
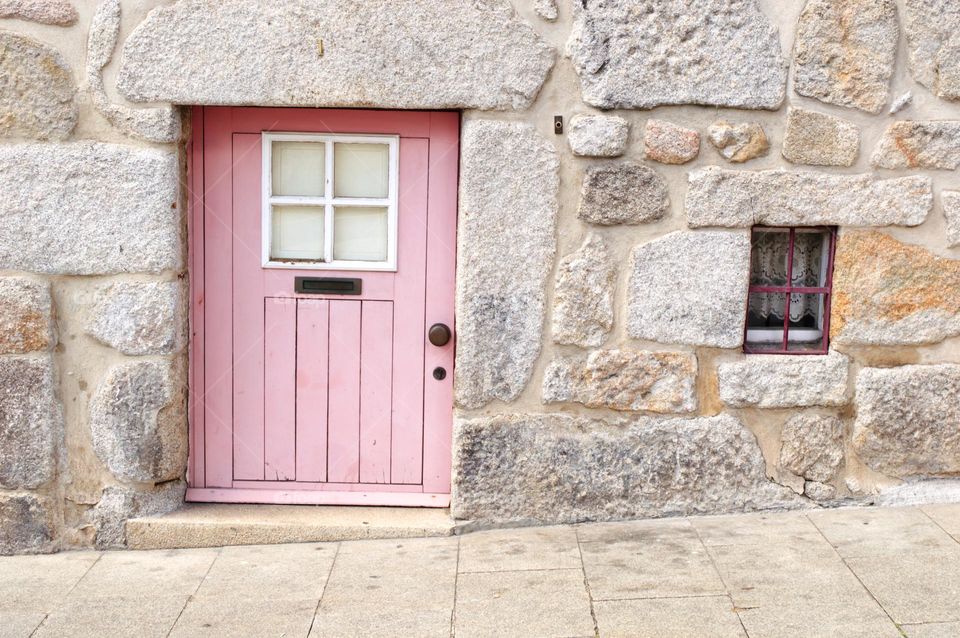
top-left (296, 299), bottom-right (329, 482)
top-left (263, 298), bottom-right (297, 481)
top-left (189, 106), bottom-right (205, 488)
top-left (232, 133), bottom-right (266, 480)
top-left (202, 108), bottom-right (236, 488)
top-left (391, 138), bottom-right (430, 484)
top-left (360, 301), bottom-right (394, 483)
top-left (422, 112), bottom-right (460, 494)
top-left (327, 300), bottom-right (362, 483)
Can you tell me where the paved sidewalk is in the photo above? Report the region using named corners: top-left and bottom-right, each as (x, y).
top-left (3, 505), bottom-right (960, 638)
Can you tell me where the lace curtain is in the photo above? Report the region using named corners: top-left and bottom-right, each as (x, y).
top-left (749, 232), bottom-right (824, 324)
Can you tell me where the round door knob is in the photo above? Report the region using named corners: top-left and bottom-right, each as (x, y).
top-left (428, 323), bottom-right (452, 347)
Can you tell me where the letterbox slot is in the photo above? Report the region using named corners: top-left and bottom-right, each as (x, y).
top-left (295, 277), bottom-right (362, 295)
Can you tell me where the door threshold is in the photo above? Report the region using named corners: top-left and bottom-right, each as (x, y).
top-left (185, 487), bottom-right (449, 508)
top-left (126, 503), bottom-right (454, 550)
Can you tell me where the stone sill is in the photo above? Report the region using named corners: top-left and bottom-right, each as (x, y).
top-left (126, 503), bottom-right (454, 550)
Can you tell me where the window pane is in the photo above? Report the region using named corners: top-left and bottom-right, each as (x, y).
top-left (271, 206), bottom-right (324, 261)
top-left (746, 291), bottom-right (787, 340)
top-left (792, 230), bottom-right (829, 287)
top-left (750, 229), bottom-right (790, 286)
top-left (746, 293), bottom-right (786, 351)
top-left (333, 206), bottom-right (388, 262)
top-left (787, 291), bottom-right (827, 352)
top-left (272, 141), bottom-right (326, 197)
top-left (786, 292), bottom-right (825, 333)
top-left (334, 143), bottom-right (389, 198)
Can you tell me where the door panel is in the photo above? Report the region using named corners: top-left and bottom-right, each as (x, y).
top-left (190, 108), bottom-right (457, 506)
top-left (263, 298), bottom-right (297, 481)
top-left (389, 139), bottom-right (429, 484)
top-left (359, 301), bottom-right (394, 483)
top-left (232, 133), bottom-right (266, 481)
top-left (201, 110), bottom-right (237, 489)
top-left (326, 300), bottom-right (362, 483)
top-left (295, 299), bottom-right (330, 482)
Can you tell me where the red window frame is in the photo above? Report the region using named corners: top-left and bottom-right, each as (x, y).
top-left (743, 226), bottom-right (838, 355)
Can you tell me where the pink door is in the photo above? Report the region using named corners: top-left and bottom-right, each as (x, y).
top-left (187, 107), bottom-right (458, 507)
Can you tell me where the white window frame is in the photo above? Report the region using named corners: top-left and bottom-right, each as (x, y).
top-left (261, 131), bottom-right (400, 272)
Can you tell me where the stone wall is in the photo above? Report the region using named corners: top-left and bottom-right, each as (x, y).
top-left (0, 1), bottom-right (186, 554)
top-left (0, 0), bottom-right (958, 552)
top-left (449, 0), bottom-right (960, 525)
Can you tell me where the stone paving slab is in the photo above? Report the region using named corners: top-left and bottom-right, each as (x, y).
top-left (171, 595), bottom-right (318, 638)
top-left (454, 568), bottom-right (595, 638)
top-left (844, 546), bottom-right (960, 625)
top-left (1, 505), bottom-right (959, 637)
top-left (0, 551), bottom-right (99, 611)
top-left (458, 525), bottom-right (581, 573)
top-left (923, 504), bottom-right (960, 538)
top-left (709, 541), bottom-right (866, 607)
top-left (192, 542), bottom-right (335, 600)
top-left (67, 547), bottom-right (218, 601)
top-left (736, 599), bottom-right (901, 638)
top-left (577, 518), bottom-right (729, 602)
top-left (32, 596), bottom-right (189, 638)
top-left (314, 536), bottom-right (457, 638)
top-left (903, 622), bottom-right (960, 638)
top-left (692, 511), bottom-right (824, 546)
top-left (0, 612), bottom-right (46, 638)
top-left (593, 595), bottom-right (746, 638)
top-left (809, 506), bottom-right (958, 558)
top-left (579, 522), bottom-right (727, 600)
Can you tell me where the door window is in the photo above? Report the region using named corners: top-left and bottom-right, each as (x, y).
top-left (262, 133), bottom-right (399, 271)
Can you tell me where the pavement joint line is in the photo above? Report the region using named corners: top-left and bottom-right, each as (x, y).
top-left (449, 535), bottom-right (461, 638)
top-left (691, 519), bottom-right (752, 638)
top-left (918, 507), bottom-right (960, 547)
top-left (26, 612), bottom-right (48, 638)
top-left (28, 551), bottom-right (105, 637)
top-left (804, 512), bottom-right (906, 636)
top-left (307, 540), bottom-right (341, 635)
top-left (165, 545), bottom-right (222, 638)
top-left (590, 593), bottom-right (737, 602)
top-left (59, 552), bottom-right (103, 602)
top-left (573, 526), bottom-right (600, 638)
top-left (456, 566), bottom-right (585, 575)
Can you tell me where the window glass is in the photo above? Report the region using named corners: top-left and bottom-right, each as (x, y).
top-left (747, 292), bottom-right (788, 332)
top-left (334, 143), bottom-right (389, 199)
top-left (333, 206), bottom-right (388, 262)
top-left (750, 229), bottom-right (789, 286)
top-left (271, 206), bottom-right (324, 261)
top-left (792, 230), bottom-right (828, 287)
top-left (785, 293), bottom-right (827, 352)
top-left (272, 142), bottom-right (325, 197)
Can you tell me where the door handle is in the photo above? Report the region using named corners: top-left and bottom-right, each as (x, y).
top-left (428, 323), bottom-right (452, 347)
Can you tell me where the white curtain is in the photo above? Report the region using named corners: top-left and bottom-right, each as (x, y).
top-left (749, 231), bottom-right (824, 324)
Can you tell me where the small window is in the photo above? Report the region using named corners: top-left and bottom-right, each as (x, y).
top-left (744, 227), bottom-right (837, 354)
top-left (262, 132), bottom-right (399, 271)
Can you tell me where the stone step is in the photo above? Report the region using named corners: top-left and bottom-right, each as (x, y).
top-left (126, 504), bottom-right (454, 550)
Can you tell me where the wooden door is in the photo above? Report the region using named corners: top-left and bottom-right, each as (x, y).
top-left (187, 107), bottom-right (458, 507)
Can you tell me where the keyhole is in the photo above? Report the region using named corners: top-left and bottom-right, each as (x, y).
top-left (432, 367), bottom-right (446, 381)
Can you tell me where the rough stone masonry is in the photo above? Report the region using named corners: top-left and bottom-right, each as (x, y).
top-left (0, 0), bottom-right (959, 553)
